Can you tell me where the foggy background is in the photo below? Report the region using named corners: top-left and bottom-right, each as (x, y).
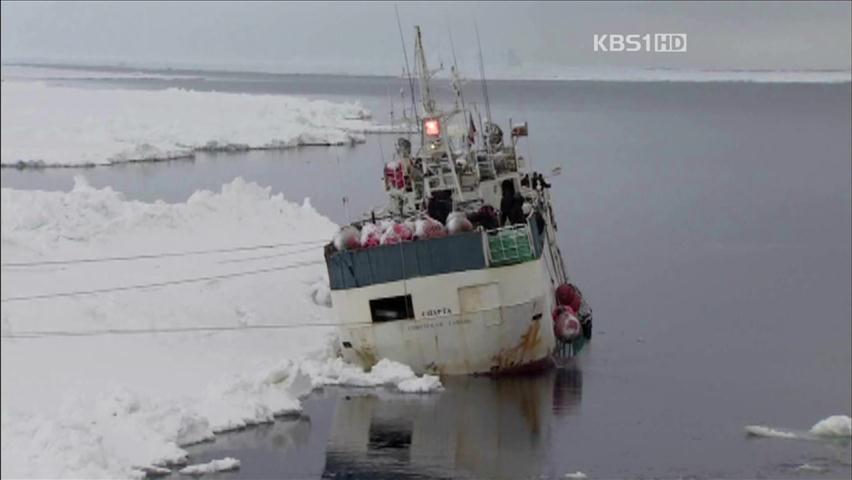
top-left (2, 1), bottom-right (851, 75)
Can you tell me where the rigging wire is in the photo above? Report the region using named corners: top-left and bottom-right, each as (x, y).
top-left (1, 239), bottom-right (328, 268)
top-left (0, 321), bottom-right (369, 340)
top-left (446, 19), bottom-right (467, 113)
top-left (474, 20), bottom-right (492, 128)
top-left (216, 244), bottom-right (320, 265)
top-left (0, 259), bottom-right (324, 303)
top-left (395, 3), bottom-right (419, 127)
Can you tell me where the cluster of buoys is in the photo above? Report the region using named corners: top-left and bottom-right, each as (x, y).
top-left (332, 213), bottom-right (480, 252)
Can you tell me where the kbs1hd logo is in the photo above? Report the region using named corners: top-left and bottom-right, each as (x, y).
top-left (594, 33), bottom-right (687, 53)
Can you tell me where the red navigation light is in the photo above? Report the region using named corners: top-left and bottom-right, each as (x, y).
top-left (424, 118), bottom-right (441, 137)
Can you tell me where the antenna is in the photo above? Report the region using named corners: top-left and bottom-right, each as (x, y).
top-left (474, 20), bottom-right (492, 129)
top-left (387, 79), bottom-right (395, 126)
top-left (336, 154), bottom-right (351, 223)
top-left (377, 132), bottom-right (386, 165)
top-left (395, 4), bottom-right (418, 126)
top-left (447, 20), bottom-right (466, 112)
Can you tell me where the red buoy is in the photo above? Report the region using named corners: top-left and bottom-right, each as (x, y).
top-left (556, 283), bottom-right (582, 312)
top-left (384, 161), bottom-right (406, 190)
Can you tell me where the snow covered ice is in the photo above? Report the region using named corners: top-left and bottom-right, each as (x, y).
top-left (1, 178), bottom-right (442, 478)
top-left (0, 79), bottom-right (379, 167)
top-left (744, 425), bottom-right (799, 439)
top-left (745, 415), bottom-right (852, 440)
top-left (810, 415), bottom-right (852, 437)
top-left (178, 457), bottom-right (241, 475)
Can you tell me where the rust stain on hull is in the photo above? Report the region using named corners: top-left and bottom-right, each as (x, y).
top-left (490, 319), bottom-right (546, 373)
top-left (353, 346), bottom-right (379, 369)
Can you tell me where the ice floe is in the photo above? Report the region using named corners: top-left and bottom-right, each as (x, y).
top-left (809, 415), bottom-right (852, 438)
top-left (795, 463), bottom-right (828, 473)
top-left (745, 425), bottom-right (799, 439)
top-left (745, 415), bottom-right (851, 440)
top-left (0, 80), bottom-right (377, 167)
top-left (1, 179), bottom-right (441, 478)
top-left (178, 457), bottom-right (241, 475)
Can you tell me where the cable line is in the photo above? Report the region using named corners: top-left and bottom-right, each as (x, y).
top-left (0, 259), bottom-right (324, 303)
top-left (1, 321), bottom-right (367, 340)
top-left (1, 239), bottom-right (328, 268)
top-left (216, 244), bottom-right (320, 265)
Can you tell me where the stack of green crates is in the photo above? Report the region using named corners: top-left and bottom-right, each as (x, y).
top-left (488, 227), bottom-right (535, 266)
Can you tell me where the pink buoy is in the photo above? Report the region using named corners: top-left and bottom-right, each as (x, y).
top-left (446, 212), bottom-right (473, 235)
top-left (552, 305), bottom-right (582, 342)
top-left (362, 235), bottom-right (380, 248)
top-left (414, 217), bottom-right (446, 239)
top-left (384, 161), bottom-right (406, 190)
top-left (333, 226), bottom-right (361, 251)
top-left (392, 222), bottom-right (413, 241)
top-left (360, 223), bottom-right (381, 248)
top-left (424, 220), bottom-right (447, 239)
top-left (380, 227), bottom-right (401, 245)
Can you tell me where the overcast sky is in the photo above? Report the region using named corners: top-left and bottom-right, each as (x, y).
top-left (1, 1), bottom-right (850, 75)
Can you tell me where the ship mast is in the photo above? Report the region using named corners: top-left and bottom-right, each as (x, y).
top-left (414, 25), bottom-right (437, 116)
top-left (413, 25), bottom-right (463, 199)
top-left (447, 23), bottom-right (466, 112)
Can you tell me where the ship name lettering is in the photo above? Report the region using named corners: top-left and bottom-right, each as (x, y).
top-left (420, 307), bottom-right (452, 318)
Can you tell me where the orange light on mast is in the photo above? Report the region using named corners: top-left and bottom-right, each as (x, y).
top-left (424, 118), bottom-right (441, 137)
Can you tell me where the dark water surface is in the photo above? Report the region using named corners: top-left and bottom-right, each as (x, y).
top-left (3, 69), bottom-right (850, 479)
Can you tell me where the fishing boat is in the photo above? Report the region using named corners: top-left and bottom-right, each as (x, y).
top-left (324, 26), bottom-right (592, 375)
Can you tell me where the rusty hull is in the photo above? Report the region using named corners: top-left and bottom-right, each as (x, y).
top-left (489, 318), bottom-right (554, 375)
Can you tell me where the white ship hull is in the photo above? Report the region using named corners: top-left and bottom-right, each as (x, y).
top-left (333, 255), bottom-right (557, 375)
top-left (325, 26), bottom-right (591, 376)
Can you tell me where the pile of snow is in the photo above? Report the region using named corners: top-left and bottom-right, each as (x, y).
top-left (745, 415), bottom-right (851, 440)
top-left (303, 358), bottom-right (443, 393)
top-left (0, 80), bottom-right (378, 167)
top-left (1, 178), bottom-right (442, 478)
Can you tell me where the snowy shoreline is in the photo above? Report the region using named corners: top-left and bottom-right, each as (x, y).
top-left (0, 80), bottom-right (381, 168)
top-left (1, 178), bottom-right (441, 478)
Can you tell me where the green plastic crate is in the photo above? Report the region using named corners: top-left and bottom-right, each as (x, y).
top-left (488, 228), bottom-right (534, 266)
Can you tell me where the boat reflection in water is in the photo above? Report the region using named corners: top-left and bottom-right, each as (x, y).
top-left (325, 366), bottom-right (584, 479)
top-left (183, 365), bottom-right (583, 479)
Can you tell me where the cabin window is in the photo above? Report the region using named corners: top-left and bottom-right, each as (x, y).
top-left (369, 295), bottom-right (414, 322)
